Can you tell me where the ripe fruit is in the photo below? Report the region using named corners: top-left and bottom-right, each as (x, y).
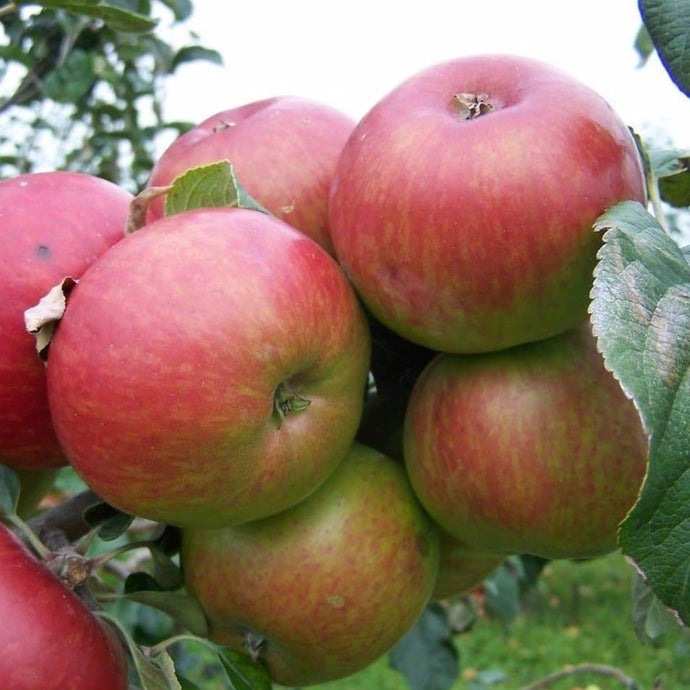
top-left (180, 442), bottom-right (440, 687)
top-left (0, 523), bottom-right (129, 690)
top-left (329, 54), bottom-right (646, 353)
top-left (0, 171), bottom-right (132, 470)
top-left (46, 207), bottom-right (371, 528)
top-left (403, 325), bottom-right (648, 559)
top-left (146, 96), bottom-right (355, 254)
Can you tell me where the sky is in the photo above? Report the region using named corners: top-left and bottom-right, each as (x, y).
top-left (161, 0), bottom-right (689, 150)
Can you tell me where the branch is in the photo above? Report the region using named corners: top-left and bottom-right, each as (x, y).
top-left (0, 3), bottom-right (17, 19)
top-left (27, 488), bottom-right (102, 550)
top-left (520, 663), bottom-right (639, 690)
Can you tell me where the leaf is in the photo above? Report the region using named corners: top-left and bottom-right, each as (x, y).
top-left (638, 0), bottom-right (690, 96)
top-left (148, 545), bottom-right (184, 591)
top-left (131, 642), bottom-right (182, 690)
top-left (389, 603), bottom-right (459, 690)
top-left (0, 465), bottom-right (21, 517)
top-left (158, 0), bottom-right (192, 21)
top-left (16, 0), bottom-right (158, 33)
top-left (658, 156), bottom-right (690, 209)
top-left (97, 612), bottom-right (179, 690)
top-left (42, 49), bottom-right (96, 102)
top-left (590, 199), bottom-right (690, 625)
top-left (631, 568), bottom-right (683, 642)
top-left (171, 46), bottom-right (223, 72)
top-left (163, 160), bottom-right (269, 217)
top-left (82, 501), bottom-right (134, 540)
top-left (124, 574), bottom-right (209, 637)
top-left (482, 558), bottom-right (524, 628)
top-left (217, 647), bottom-right (273, 690)
top-left (634, 23), bottom-right (655, 66)
top-left (176, 676), bottom-right (202, 690)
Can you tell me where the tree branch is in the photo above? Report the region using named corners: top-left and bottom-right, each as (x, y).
top-left (520, 663), bottom-right (639, 690)
top-left (27, 488), bottom-right (102, 550)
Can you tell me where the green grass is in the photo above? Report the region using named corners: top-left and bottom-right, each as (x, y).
top-left (306, 552), bottom-right (689, 690)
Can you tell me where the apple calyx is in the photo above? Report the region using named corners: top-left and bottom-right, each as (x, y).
top-left (451, 92), bottom-right (494, 120)
top-left (242, 631), bottom-right (266, 663)
top-left (271, 383), bottom-right (312, 430)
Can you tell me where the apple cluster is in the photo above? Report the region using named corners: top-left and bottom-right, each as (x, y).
top-left (0, 53), bottom-right (650, 688)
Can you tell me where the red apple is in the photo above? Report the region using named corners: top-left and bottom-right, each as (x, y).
top-left (146, 96), bottom-right (355, 254)
top-left (180, 442), bottom-right (440, 687)
top-left (46, 207), bottom-right (371, 528)
top-left (0, 171), bottom-right (132, 471)
top-left (0, 523), bottom-right (129, 689)
top-left (403, 325), bottom-right (648, 559)
top-left (329, 54), bottom-right (646, 353)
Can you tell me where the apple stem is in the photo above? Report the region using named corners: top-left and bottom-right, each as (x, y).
top-left (126, 185), bottom-right (172, 234)
top-left (272, 383), bottom-right (311, 429)
top-left (451, 92), bottom-right (495, 120)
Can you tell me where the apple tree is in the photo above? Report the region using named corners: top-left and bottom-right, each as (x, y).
top-left (0, 0), bottom-right (689, 689)
top-left (0, 0), bottom-right (222, 191)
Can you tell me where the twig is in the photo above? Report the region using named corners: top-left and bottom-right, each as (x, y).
top-left (0, 3), bottom-right (17, 19)
top-left (27, 489), bottom-right (102, 549)
top-left (520, 662), bottom-right (638, 690)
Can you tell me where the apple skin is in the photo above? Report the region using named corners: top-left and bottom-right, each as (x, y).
top-left (431, 532), bottom-right (504, 601)
top-left (329, 54), bottom-right (646, 353)
top-left (0, 171), bottom-right (132, 470)
top-left (403, 325), bottom-right (648, 559)
top-left (146, 96), bottom-right (355, 254)
top-left (46, 207), bottom-right (371, 529)
top-left (0, 523), bottom-right (129, 690)
top-left (180, 442), bottom-right (440, 687)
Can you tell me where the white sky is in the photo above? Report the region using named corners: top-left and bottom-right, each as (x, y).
top-left (162, 0), bottom-right (689, 150)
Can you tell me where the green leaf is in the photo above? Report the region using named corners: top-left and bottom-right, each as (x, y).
top-left (634, 23), bottom-right (655, 66)
top-left (16, 0), bottom-right (158, 33)
top-left (163, 160), bottom-right (269, 216)
top-left (176, 677), bottom-right (202, 690)
top-left (149, 545), bottom-right (184, 591)
top-left (638, 0), bottom-right (690, 96)
top-left (483, 558), bottom-right (524, 628)
top-left (0, 465), bottom-right (21, 517)
top-left (171, 45), bottom-right (223, 71)
top-left (650, 149), bottom-right (690, 209)
top-left (124, 574), bottom-right (209, 637)
top-left (158, 0), bottom-right (192, 21)
top-left (591, 199), bottom-right (690, 625)
top-left (42, 49), bottom-right (96, 102)
top-left (631, 569), bottom-right (683, 642)
top-left (82, 500), bottom-right (135, 540)
top-left (217, 647), bottom-right (273, 690)
top-left (97, 612), bottom-right (179, 690)
top-left (388, 603), bottom-right (459, 690)
top-left (132, 642), bottom-right (182, 690)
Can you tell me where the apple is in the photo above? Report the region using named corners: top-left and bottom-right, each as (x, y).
top-left (329, 54), bottom-right (646, 353)
top-left (432, 532), bottom-right (505, 601)
top-left (180, 442), bottom-right (440, 687)
top-left (0, 171), bottom-right (132, 471)
top-left (46, 207), bottom-right (371, 529)
top-left (0, 522), bottom-right (128, 689)
top-left (146, 96), bottom-right (355, 254)
top-left (403, 325), bottom-right (648, 559)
